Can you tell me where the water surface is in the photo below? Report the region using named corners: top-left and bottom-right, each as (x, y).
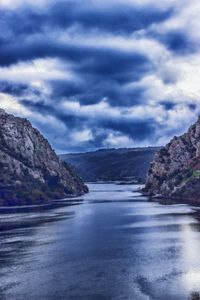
top-left (0, 183), bottom-right (200, 299)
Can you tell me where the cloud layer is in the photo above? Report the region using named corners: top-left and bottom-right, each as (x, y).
top-left (0, 0), bottom-right (200, 152)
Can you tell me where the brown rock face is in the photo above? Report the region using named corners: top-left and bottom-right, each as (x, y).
top-left (144, 117), bottom-right (200, 202)
top-left (0, 109), bottom-right (88, 205)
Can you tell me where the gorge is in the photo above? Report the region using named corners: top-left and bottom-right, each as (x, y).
top-left (0, 109), bottom-right (88, 206)
top-left (144, 116), bottom-right (200, 203)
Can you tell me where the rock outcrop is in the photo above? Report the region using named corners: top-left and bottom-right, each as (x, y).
top-left (144, 117), bottom-right (200, 202)
top-left (0, 109), bottom-right (88, 205)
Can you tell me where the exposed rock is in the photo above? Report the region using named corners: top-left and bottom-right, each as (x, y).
top-left (0, 109), bottom-right (88, 205)
top-left (144, 117), bottom-right (200, 202)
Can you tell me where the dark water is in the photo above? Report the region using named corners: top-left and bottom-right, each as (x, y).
top-left (0, 183), bottom-right (200, 300)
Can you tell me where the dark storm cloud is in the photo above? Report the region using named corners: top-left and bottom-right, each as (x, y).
top-left (76, 50), bottom-right (151, 83)
top-left (49, 80), bottom-right (84, 98)
top-left (0, 81), bottom-right (43, 98)
top-left (0, 0), bottom-right (173, 66)
top-left (0, 34), bottom-right (152, 91)
top-left (153, 30), bottom-right (199, 55)
top-left (188, 103), bottom-right (197, 111)
top-left (50, 1), bottom-right (173, 33)
top-left (53, 82), bottom-right (147, 108)
top-left (0, 81), bottom-right (28, 96)
top-left (101, 118), bottom-right (156, 140)
top-left (0, 38), bottom-right (82, 66)
top-left (46, 49), bottom-right (151, 107)
top-left (0, 0), bottom-right (199, 152)
top-left (0, 1), bottom-right (173, 37)
top-left (159, 101), bottom-right (176, 111)
top-left (21, 98), bottom-right (156, 143)
top-left (20, 99), bottom-right (86, 129)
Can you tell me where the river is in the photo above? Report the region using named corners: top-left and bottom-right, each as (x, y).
top-left (0, 183), bottom-right (200, 299)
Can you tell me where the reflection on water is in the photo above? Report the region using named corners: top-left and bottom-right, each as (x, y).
top-left (0, 183), bottom-right (200, 299)
top-left (181, 221), bottom-right (200, 292)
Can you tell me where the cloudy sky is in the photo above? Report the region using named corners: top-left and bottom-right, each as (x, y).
top-left (0, 0), bottom-right (200, 153)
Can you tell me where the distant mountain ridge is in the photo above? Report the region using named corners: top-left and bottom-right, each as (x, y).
top-left (60, 147), bottom-right (160, 183)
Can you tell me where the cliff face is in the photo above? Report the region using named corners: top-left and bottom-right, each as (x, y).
top-left (144, 117), bottom-right (200, 202)
top-left (0, 109), bottom-right (88, 205)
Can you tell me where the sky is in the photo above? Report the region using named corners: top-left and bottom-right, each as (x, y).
top-left (0, 0), bottom-right (200, 153)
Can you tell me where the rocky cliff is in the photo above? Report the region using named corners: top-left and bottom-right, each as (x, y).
top-left (144, 117), bottom-right (200, 202)
top-left (0, 109), bottom-right (88, 205)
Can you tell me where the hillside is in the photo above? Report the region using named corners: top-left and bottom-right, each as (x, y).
top-left (0, 109), bottom-right (88, 205)
top-left (144, 117), bottom-right (200, 202)
top-left (60, 147), bottom-right (160, 183)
